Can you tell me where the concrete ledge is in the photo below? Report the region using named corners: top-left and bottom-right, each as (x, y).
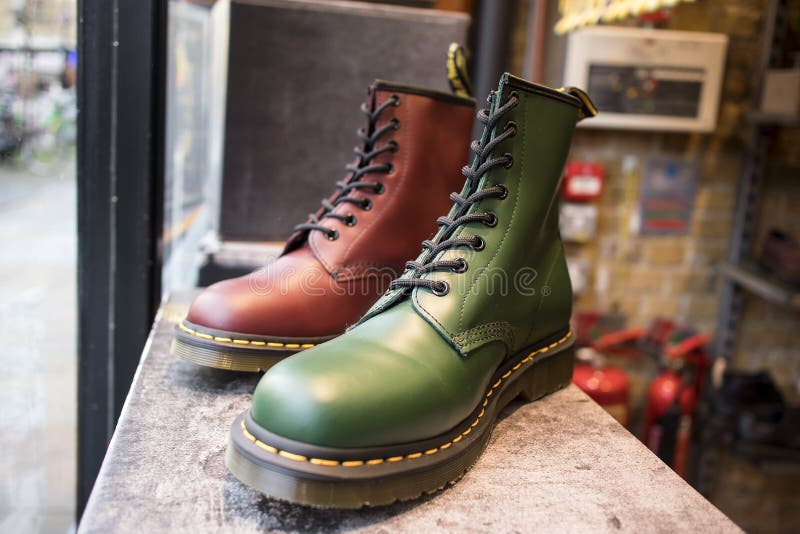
top-left (79, 291), bottom-right (740, 533)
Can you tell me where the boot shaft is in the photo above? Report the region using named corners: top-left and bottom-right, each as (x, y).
top-left (182, 81), bottom-right (475, 345)
top-left (286, 81), bottom-right (475, 281)
top-left (364, 73), bottom-right (595, 355)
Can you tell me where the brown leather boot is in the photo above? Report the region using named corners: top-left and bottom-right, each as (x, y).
top-left (172, 81), bottom-right (475, 371)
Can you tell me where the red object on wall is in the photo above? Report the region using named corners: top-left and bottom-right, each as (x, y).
top-left (562, 161), bottom-right (604, 202)
top-left (637, 9), bottom-right (671, 24)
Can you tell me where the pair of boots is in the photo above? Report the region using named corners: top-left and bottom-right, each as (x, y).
top-left (172, 72), bottom-right (596, 508)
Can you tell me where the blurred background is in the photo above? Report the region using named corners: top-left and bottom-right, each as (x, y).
top-left (0, 1), bottom-right (76, 533)
top-left (1, 0), bottom-right (799, 532)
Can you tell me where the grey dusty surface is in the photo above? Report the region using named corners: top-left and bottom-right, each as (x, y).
top-left (79, 291), bottom-right (741, 533)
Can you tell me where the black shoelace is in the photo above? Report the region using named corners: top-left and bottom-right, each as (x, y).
top-left (389, 91), bottom-right (519, 297)
top-left (294, 94), bottom-right (400, 241)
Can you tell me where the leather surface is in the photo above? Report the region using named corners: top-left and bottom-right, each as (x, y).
top-left (362, 74), bottom-right (579, 355)
top-left (186, 248), bottom-right (379, 337)
top-left (411, 76), bottom-right (579, 355)
top-left (251, 301), bottom-right (503, 447)
top-left (187, 84), bottom-right (474, 337)
top-left (249, 74), bottom-right (591, 446)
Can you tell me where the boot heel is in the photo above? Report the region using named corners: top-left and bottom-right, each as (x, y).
top-left (517, 344), bottom-right (575, 402)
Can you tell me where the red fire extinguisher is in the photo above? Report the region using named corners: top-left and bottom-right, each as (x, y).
top-left (572, 326), bottom-right (644, 427)
top-left (573, 354), bottom-right (631, 426)
top-left (642, 333), bottom-right (709, 477)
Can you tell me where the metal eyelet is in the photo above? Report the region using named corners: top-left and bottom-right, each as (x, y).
top-left (505, 121), bottom-right (518, 136)
top-left (503, 153), bottom-right (513, 169)
top-left (484, 213), bottom-right (498, 227)
top-left (327, 230), bottom-right (339, 241)
top-left (389, 140), bottom-right (399, 152)
top-left (391, 94), bottom-right (401, 106)
top-left (497, 185), bottom-right (508, 199)
top-left (509, 90), bottom-right (520, 103)
top-left (390, 118), bottom-right (400, 130)
top-left (373, 182), bottom-right (385, 194)
top-left (472, 236), bottom-right (486, 251)
top-left (345, 214), bottom-right (357, 227)
top-left (386, 163), bottom-right (395, 174)
top-left (432, 281), bottom-right (450, 297)
top-left (453, 258), bottom-right (468, 273)
top-left (361, 198), bottom-right (373, 211)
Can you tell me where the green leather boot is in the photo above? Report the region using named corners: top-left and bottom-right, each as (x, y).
top-left (227, 73), bottom-right (596, 508)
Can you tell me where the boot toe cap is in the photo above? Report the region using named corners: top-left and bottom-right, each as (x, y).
top-left (248, 307), bottom-right (493, 448)
top-left (185, 277), bottom-right (257, 333)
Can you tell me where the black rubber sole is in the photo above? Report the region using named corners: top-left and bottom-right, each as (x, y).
top-left (226, 331), bottom-right (575, 508)
top-left (171, 320), bottom-right (336, 372)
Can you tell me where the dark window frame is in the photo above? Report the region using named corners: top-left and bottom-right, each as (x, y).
top-left (76, 0), bottom-right (167, 517)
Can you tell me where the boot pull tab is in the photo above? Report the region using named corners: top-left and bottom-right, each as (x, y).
top-left (559, 86), bottom-right (598, 122)
top-left (447, 43), bottom-right (473, 98)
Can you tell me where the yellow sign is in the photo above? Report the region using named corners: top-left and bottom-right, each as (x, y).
top-left (555, 0), bottom-right (695, 34)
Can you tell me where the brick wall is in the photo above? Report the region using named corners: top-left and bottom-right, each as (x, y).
top-left (505, 0), bottom-right (799, 399)
top-left (563, 130), bottom-right (739, 336)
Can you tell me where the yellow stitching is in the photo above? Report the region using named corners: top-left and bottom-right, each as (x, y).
top-left (278, 451), bottom-right (307, 462)
top-left (255, 441), bottom-right (277, 453)
top-left (241, 332), bottom-right (571, 466)
top-left (179, 323), bottom-right (195, 334)
top-left (179, 321), bottom-right (316, 349)
top-left (241, 420), bottom-right (255, 442)
top-left (310, 458), bottom-right (339, 466)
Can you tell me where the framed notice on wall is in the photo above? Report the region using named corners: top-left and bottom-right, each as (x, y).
top-left (639, 157), bottom-right (697, 236)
